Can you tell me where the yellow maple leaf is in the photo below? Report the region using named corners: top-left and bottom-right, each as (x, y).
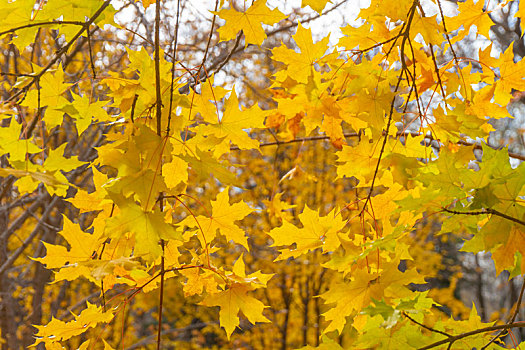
top-left (338, 22), bottom-right (393, 51)
top-left (197, 90), bottom-right (267, 150)
top-left (35, 216), bottom-right (104, 269)
top-left (0, 118), bottom-right (41, 162)
top-left (446, 0), bottom-right (494, 39)
top-left (61, 93), bottom-right (110, 134)
top-left (262, 192), bottom-right (296, 221)
top-left (0, 167), bottom-right (69, 196)
top-left (43, 143), bottom-right (86, 173)
top-left (189, 76), bottom-right (228, 123)
top-left (319, 103), bottom-right (344, 147)
top-left (493, 45), bottom-right (525, 105)
top-left (180, 187), bottom-right (253, 249)
top-left (376, 260), bottom-right (426, 299)
top-left (268, 206), bottom-right (346, 260)
top-left (106, 200), bottom-right (182, 259)
top-left (180, 267), bottom-right (218, 297)
top-left (22, 68), bottom-right (70, 129)
top-left (33, 302), bottom-right (113, 346)
top-left (141, 0), bottom-right (156, 9)
top-left (272, 22), bottom-right (329, 84)
top-left (301, 0), bottom-right (331, 13)
top-left (492, 226), bottom-right (525, 274)
top-left (227, 253), bottom-right (274, 287)
top-left (336, 136), bottom-right (380, 185)
top-left (162, 155), bottom-right (188, 189)
top-left (215, 0), bottom-right (286, 46)
top-left (202, 282), bottom-right (269, 339)
top-left (321, 269), bottom-right (382, 334)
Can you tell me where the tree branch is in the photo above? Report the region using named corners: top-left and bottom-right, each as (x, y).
top-left (0, 196), bottom-right (59, 275)
top-left (482, 278), bottom-right (525, 349)
top-left (0, 20), bottom-right (84, 37)
top-left (403, 312), bottom-right (452, 338)
top-left (229, 131), bottom-right (525, 163)
top-left (442, 207), bottom-right (525, 227)
top-left (418, 321), bottom-right (525, 350)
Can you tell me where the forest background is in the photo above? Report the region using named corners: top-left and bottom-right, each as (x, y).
top-left (2, 0), bottom-right (525, 349)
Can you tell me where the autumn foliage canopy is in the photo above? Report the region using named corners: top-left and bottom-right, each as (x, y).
top-left (2, 0), bottom-right (525, 349)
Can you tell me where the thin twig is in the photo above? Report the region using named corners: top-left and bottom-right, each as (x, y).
top-left (154, 2), bottom-right (166, 349)
top-left (403, 312), bottom-right (452, 338)
top-left (418, 321), bottom-right (525, 350)
top-left (0, 196), bottom-right (59, 275)
top-left (166, 0), bottom-right (181, 135)
top-left (3, 194), bottom-right (45, 239)
top-left (86, 27), bottom-right (97, 79)
top-left (436, 0), bottom-right (466, 98)
top-left (154, 0), bottom-right (163, 137)
top-left (265, 0), bottom-right (350, 38)
top-left (229, 131), bottom-right (525, 163)
top-left (360, 1), bottom-right (418, 214)
top-left (130, 94), bottom-right (138, 123)
top-left (429, 43), bottom-right (447, 108)
top-left (482, 278), bottom-right (525, 349)
top-left (0, 20), bottom-right (84, 36)
top-left (442, 207), bottom-right (525, 227)
top-left (194, 0), bottom-right (219, 82)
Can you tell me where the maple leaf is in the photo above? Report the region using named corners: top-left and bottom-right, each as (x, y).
top-left (410, 14), bottom-right (443, 45)
top-left (272, 23), bottom-right (329, 84)
top-left (437, 305), bottom-right (495, 348)
top-left (267, 205), bottom-right (346, 260)
top-left (162, 155), bottom-right (188, 189)
top-left (60, 93), bottom-right (110, 134)
top-left (321, 269), bottom-right (382, 334)
top-left (189, 76), bottom-right (228, 123)
top-left (140, 0), bottom-right (155, 9)
top-left (215, 0), bottom-right (286, 46)
top-left (376, 260), bottom-right (426, 299)
top-left (359, 0), bottom-right (411, 22)
top-left (43, 143), bottom-right (86, 173)
top-left (33, 302), bottom-right (113, 346)
top-left (338, 22), bottom-right (394, 51)
top-left (180, 267), bottom-right (218, 297)
top-left (67, 168), bottom-right (114, 215)
top-left (181, 148), bottom-right (238, 185)
top-left (467, 84), bottom-right (510, 121)
top-left (447, 0), bottom-right (494, 39)
top-left (302, 0), bottom-right (331, 13)
top-left (35, 216), bottom-right (104, 270)
top-left (262, 192), bottom-right (296, 221)
top-left (318, 95), bottom-right (345, 146)
top-left (227, 253), bottom-right (274, 287)
top-left (106, 199), bottom-right (182, 259)
top-left (22, 68), bottom-right (70, 128)
top-left (202, 282), bottom-right (269, 339)
top-left (0, 0), bottom-right (41, 49)
top-left (493, 45), bottom-right (525, 105)
top-left (197, 90), bottom-right (267, 151)
top-left (302, 337), bottom-right (344, 350)
top-left (0, 167), bottom-right (70, 196)
top-left (179, 187), bottom-right (253, 249)
top-left (336, 136), bottom-right (380, 185)
top-left (0, 119), bottom-right (41, 162)
top-left (492, 226), bottom-right (525, 274)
